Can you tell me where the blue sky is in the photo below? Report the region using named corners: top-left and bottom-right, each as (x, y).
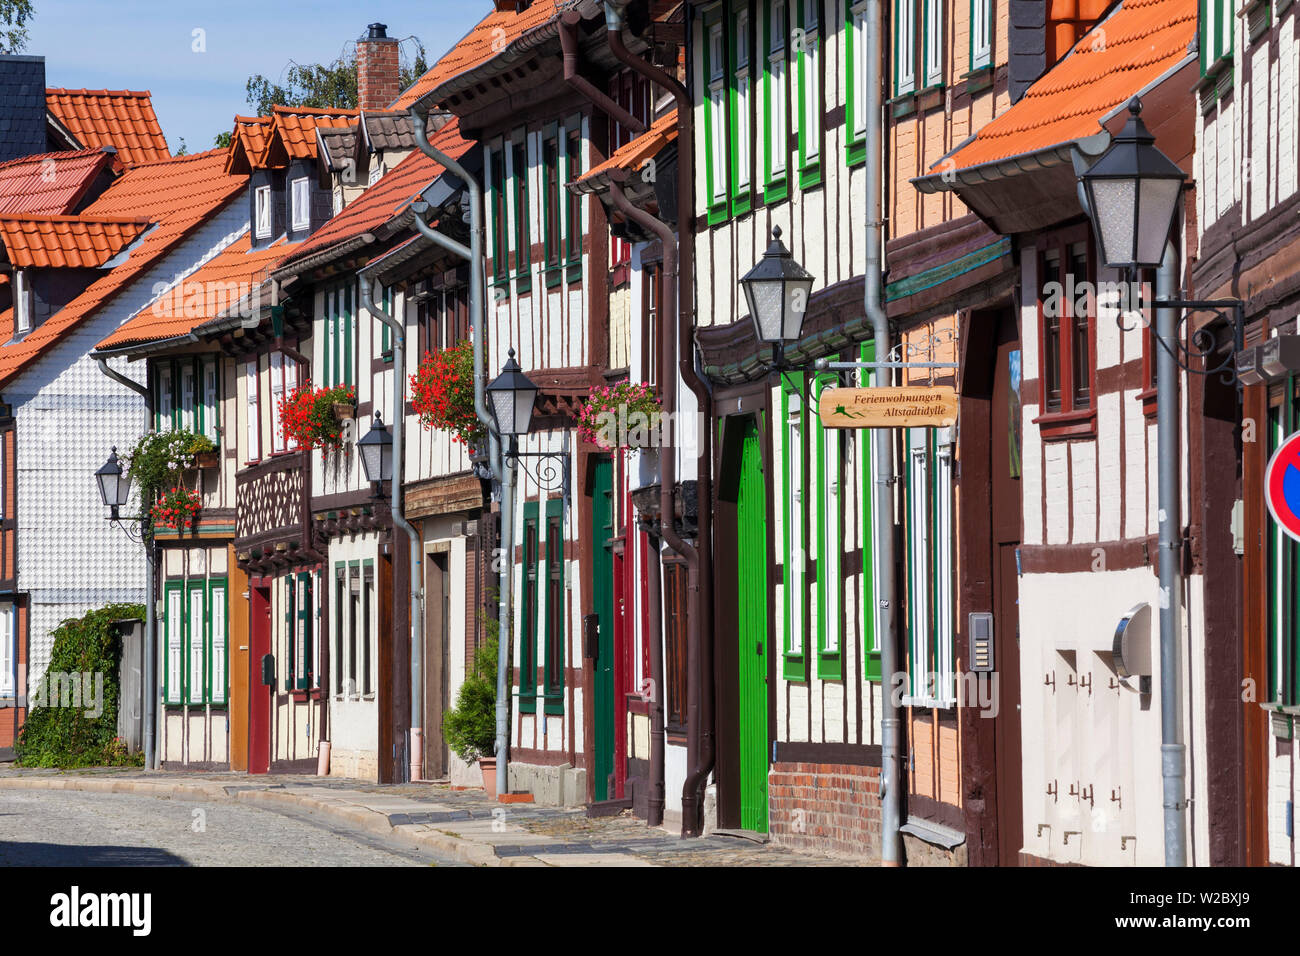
top-left (26, 1), bottom-right (486, 154)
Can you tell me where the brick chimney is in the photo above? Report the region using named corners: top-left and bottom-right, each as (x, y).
top-left (357, 23), bottom-right (400, 111)
top-left (0, 54), bottom-right (49, 164)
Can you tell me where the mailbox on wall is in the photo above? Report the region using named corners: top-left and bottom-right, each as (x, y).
top-left (1112, 603), bottom-right (1152, 694)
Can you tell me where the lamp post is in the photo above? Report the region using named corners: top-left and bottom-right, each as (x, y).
top-left (1078, 97), bottom-right (1244, 867)
top-left (483, 349), bottom-right (568, 799)
top-left (357, 412), bottom-right (394, 497)
top-left (740, 226), bottom-right (815, 373)
top-left (95, 446), bottom-right (156, 769)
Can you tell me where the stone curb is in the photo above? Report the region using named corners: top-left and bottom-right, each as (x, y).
top-left (0, 775), bottom-right (537, 868)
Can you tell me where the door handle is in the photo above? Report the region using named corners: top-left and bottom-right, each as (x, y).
top-left (756, 642), bottom-right (762, 655)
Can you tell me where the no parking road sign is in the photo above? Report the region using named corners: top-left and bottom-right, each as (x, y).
top-left (1266, 430), bottom-right (1300, 543)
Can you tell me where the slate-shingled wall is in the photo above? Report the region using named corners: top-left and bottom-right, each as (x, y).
top-left (0, 55), bottom-right (49, 164)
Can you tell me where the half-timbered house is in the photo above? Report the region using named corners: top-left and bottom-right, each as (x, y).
top-left (1199, 0), bottom-right (1300, 868)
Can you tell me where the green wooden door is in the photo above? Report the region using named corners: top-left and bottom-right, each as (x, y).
top-left (736, 417), bottom-right (770, 832)
top-left (592, 457), bottom-right (616, 801)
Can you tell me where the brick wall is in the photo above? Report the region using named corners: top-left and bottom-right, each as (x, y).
top-left (769, 761), bottom-right (881, 861)
top-left (357, 38), bottom-right (401, 112)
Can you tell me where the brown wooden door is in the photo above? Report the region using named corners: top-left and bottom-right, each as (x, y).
top-left (424, 550), bottom-right (450, 780)
top-left (991, 313), bottom-right (1024, 865)
top-left (248, 583), bottom-right (272, 775)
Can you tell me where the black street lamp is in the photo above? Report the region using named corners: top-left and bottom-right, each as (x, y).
top-left (487, 348), bottom-right (539, 438)
top-left (357, 411), bottom-right (394, 497)
top-left (740, 225), bottom-right (815, 369)
top-left (1079, 99), bottom-right (1187, 273)
top-left (95, 447), bottom-right (133, 521)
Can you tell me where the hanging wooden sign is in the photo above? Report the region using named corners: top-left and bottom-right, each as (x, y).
top-left (817, 386), bottom-right (959, 429)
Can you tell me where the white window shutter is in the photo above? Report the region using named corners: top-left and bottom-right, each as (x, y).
top-left (284, 358), bottom-right (299, 450)
top-left (210, 585), bottom-right (226, 705)
top-left (246, 360), bottom-right (259, 460)
top-left (158, 365), bottom-right (174, 432)
top-left (202, 359), bottom-right (219, 441)
top-left (189, 588), bottom-right (205, 705)
top-left (167, 589), bottom-right (183, 704)
top-left (180, 363), bottom-right (196, 433)
top-left (0, 606), bottom-right (13, 698)
top-left (270, 353), bottom-right (285, 453)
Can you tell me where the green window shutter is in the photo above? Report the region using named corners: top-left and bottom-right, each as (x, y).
top-left (381, 285), bottom-right (392, 357)
top-left (563, 126), bottom-right (583, 278)
top-left (702, 11), bottom-right (730, 224)
top-left (344, 284), bottom-right (354, 388)
top-left (815, 370), bottom-right (843, 680)
top-left (520, 501), bottom-right (539, 711)
top-left (330, 288), bottom-right (340, 388)
top-left (543, 497), bottom-right (565, 715)
top-left (297, 571), bottom-right (312, 690)
top-left (209, 579), bottom-right (228, 706)
top-left (781, 372), bottom-right (807, 681)
top-left (859, 340), bottom-right (881, 680)
top-left (512, 139), bottom-right (531, 294)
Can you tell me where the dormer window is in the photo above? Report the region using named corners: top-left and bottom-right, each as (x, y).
top-left (255, 185), bottom-right (272, 238)
top-left (290, 177), bottom-right (310, 231)
top-left (13, 269), bottom-right (32, 335)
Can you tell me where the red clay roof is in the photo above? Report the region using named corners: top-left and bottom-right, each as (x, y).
top-left (265, 105), bottom-right (360, 164)
top-left (574, 110), bottom-right (678, 191)
top-left (275, 116), bottom-right (470, 270)
top-left (0, 148), bottom-right (119, 216)
top-left (226, 115), bottom-right (274, 174)
top-left (46, 89), bottom-right (171, 166)
top-left (936, 0), bottom-right (1195, 174)
top-left (391, 1), bottom-right (562, 110)
top-left (97, 234), bottom-right (301, 350)
top-left (0, 149), bottom-right (245, 387)
top-left (0, 215), bottom-right (150, 269)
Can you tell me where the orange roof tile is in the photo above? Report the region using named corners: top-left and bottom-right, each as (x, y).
top-left (574, 110), bottom-right (678, 191)
top-left (0, 149), bottom-right (245, 387)
top-left (274, 116), bottom-right (471, 270)
top-left (97, 234), bottom-right (301, 350)
top-left (226, 115), bottom-right (274, 174)
top-left (46, 89), bottom-right (171, 166)
top-left (265, 105), bottom-right (360, 164)
top-left (391, 1), bottom-right (563, 110)
top-left (935, 0), bottom-right (1195, 176)
top-left (0, 215), bottom-right (150, 269)
top-left (0, 148), bottom-right (119, 216)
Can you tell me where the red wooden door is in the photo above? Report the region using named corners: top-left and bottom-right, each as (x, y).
top-left (249, 583), bottom-right (272, 774)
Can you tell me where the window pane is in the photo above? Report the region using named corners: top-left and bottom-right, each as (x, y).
top-left (1041, 251), bottom-right (1062, 413)
top-left (1069, 242), bottom-right (1091, 409)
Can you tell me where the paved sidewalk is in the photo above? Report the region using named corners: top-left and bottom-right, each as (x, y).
top-left (0, 767), bottom-right (849, 867)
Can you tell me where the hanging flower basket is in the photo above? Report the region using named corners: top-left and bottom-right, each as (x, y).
top-left (411, 341), bottom-right (485, 447)
top-left (151, 486), bottom-right (202, 533)
top-left (195, 450), bottom-right (220, 469)
top-left (280, 382), bottom-right (356, 451)
top-left (332, 402), bottom-right (356, 421)
top-left (577, 382), bottom-right (663, 451)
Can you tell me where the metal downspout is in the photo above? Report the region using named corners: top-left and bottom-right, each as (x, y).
top-left (604, 0), bottom-right (715, 839)
top-left (560, 12), bottom-right (648, 136)
top-left (366, 277), bottom-right (425, 784)
top-left (608, 182), bottom-right (690, 829)
top-left (864, 0), bottom-right (903, 866)
top-left (409, 108), bottom-right (511, 798)
top-left (96, 357), bottom-right (157, 771)
top-left (1155, 240), bottom-right (1187, 866)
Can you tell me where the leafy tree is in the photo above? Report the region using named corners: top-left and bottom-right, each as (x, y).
top-left (0, 0), bottom-right (33, 54)
top-left (213, 130), bottom-right (232, 149)
top-left (245, 38), bottom-right (428, 116)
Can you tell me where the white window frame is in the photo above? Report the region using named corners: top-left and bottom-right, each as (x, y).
top-left (13, 269), bottom-right (32, 335)
top-left (245, 359), bottom-right (260, 463)
top-left (767, 0), bottom-right (789, 180)
top-left (179, 361), bottom-right (196, 433)
top-left (157, 364), bottom-right (175, 432)
top-left (734, 8), bottom-right (752, 191)
top-left (0, 604), bottom-right (14, 698)
top-left (819, 415), bottom-right (841, 658)
top-left (904, 427), bottom-right (956, 706)
top-left (210, 584), bottom-right (227, 706)
top-left (188, 587), bottom-right (205, 705)
top-left (852, 0), bottom-right (870, 141)
top-left (923, 0), bottom-right (944, 89)
top-left (970, 0), bottom-right (992, 70)
top-left (798, 0), bottom-right (821, 166)
top-left (202, 358), bottom-right (219, 442)
top-left (270, 352), bottom-right (287, 454)
top-left (255, 185), bottom-right (271, 238)
top-left (290, 177), bottom-right (310, 231)
top-left (786, 392), bottom-right (804, 658)
top-left (707, 19), bottom-right (728, 205)
top-left (895, 0), bottom-right (917, 95)
top-left (166, 587), bottom-right (183, 705)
